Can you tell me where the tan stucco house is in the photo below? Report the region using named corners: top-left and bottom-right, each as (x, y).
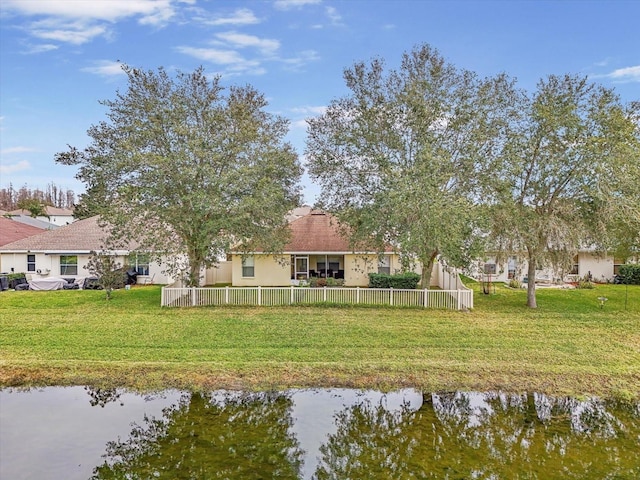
top-left (229, 210), bottom-right (423, 287)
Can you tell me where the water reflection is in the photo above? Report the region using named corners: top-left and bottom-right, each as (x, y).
top-left (1, 388), bottom-right (638, 479)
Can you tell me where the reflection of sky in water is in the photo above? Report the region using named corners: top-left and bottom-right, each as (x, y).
top-left (0, 387), bottom-right (423, 480)
top-left (0, 387), bottom-right (182, 480)
top-left (289, 388), bottom-right (424, 479)
top-left (1, 388), bottom-right (637, 479)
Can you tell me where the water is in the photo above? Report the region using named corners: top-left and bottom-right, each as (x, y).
top-left (1, 387), bottom-right (638, 479)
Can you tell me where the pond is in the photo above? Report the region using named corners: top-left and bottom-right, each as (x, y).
top-left (1, 387), bottom-right (638, 479)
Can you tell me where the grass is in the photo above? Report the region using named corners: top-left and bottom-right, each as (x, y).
top-left (1, 282), bottom-right (639, 399)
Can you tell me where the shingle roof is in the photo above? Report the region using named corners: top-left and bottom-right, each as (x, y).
top-left (0, 217), bottom-right (46, 247)
top-left (283, 211), bottom-right (392, 253)
top-left (9, 206), bottom-right (74, 216)
top-left (0, 216), bottom-right (119, 252)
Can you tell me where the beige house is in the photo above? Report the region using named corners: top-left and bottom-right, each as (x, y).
top-left (230, 210), bottom-right (423, 287)
top-left (478, 251), bottom-right (636, 284)
top-left (8, 206), bottom-right (75, 226)
top-left (0, 216), bottom-right (170, 284)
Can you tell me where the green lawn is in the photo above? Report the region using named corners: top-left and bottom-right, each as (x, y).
top-left (1, 283), bottom-right (638, 399)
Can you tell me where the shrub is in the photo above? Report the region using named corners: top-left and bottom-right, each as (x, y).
top-left (368, 272), bottom-right (421, 289)
top-left (508, 279), bottom-right (522, 289)
top-left (577, 274), bottom-right (595, 289)
top-left (618, 264), bottom-right (640, 285)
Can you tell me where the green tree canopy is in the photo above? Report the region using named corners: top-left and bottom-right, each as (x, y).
top-left (57, 66), bottom-right (302, 286)
top-left (486, 75), bottom-right (640, 307)
top-left (306, 44), bottom-right (517, 287)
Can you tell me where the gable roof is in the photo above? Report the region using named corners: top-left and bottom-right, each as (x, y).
top-left (0, 217), bottom-right (46, 247)
top-left (283, 210), bottom-right (393, 253)
top-left (8, 206), bottom-right (74, 216)
top-left (0, 216), bottom-right (125, 253)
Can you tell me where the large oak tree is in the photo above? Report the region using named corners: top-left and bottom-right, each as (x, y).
top-left (486, 75), bottom-right (640, 308)
top-left (306, 44), bottom-right (517, 287)
top-left (57, 66), bottom-right (302, 286)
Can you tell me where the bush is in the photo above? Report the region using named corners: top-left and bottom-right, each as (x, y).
top-left (618, 264), bottom-right (640, 285)
top-left (368, 272), bottom-right (421, 289)
top-left (576, 274), bottom-right (595, 289)
top-left (508, 279), bottom-right (522, 289)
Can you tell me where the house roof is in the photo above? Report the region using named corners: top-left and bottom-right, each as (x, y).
top-left (5, 215), bottom-right (59, 230)
top-left (0, 215), bottom-right (128, 253)
top-left (8, 206), bottom-right (74, 216)
top-left (282, 210), bottom-right (393, 253)
top-left (0, 217), bottom-right (46, 247)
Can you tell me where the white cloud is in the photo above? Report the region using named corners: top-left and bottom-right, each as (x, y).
top-left (215, 31), bottom-right (280, 55)
top-left (204, 8), bottom-right (260, 26)
top-left (325, 6), bottom-right (342, 25)
top-left (3, 0), bottom-right (177, 24)
top-left (81, 60), bottom-right (126, 77)
top-left (4, 0), bottom-right (180, 46)
top-left (22, 43), bottom-right (59, 54)
top-left (1, 147), bottom-right (38, 155)
top-left (281, 50), bottom-right (320, 71)
top-left (290, 106), bottom-right (326, 116)
top-left (606, 65), bottom-right (640, 82)
top-left (274, 0), bottom-right (322, 11)
top-left (30, 21), bottom-right (108, 45)
top-left (176, 46), bottom-right (245, 65)
top-left (0, 160), bottom-right (31, 175)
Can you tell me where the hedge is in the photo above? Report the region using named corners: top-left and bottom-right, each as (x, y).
top-left (618, 264), bottom-right (640, 285)
top-left (368, 272), bottom-right (421, 289)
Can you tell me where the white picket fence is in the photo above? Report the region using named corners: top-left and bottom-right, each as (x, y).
top-left (161, 285), bottom-right (473, 310)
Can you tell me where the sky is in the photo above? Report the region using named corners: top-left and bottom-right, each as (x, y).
top-left (1, 0), bottom-right (639, 204)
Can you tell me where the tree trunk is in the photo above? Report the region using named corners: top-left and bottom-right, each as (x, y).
top-left (526, 252), bottom-right (537, 309)
top-left (187, 257), bottom-right (202, 287)
top-left (420, 251), bottom-right (438, 289)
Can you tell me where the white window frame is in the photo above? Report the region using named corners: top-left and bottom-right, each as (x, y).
top-left (242, 256), bottom-right (255, 278)
top-left (27, 254), bottom-right (36, 272)
top-left (60, 255), bottom-right (78, 275)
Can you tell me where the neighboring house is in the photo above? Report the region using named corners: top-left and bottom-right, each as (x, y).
top-left (0, 217), bottom-right (46, 272)
top-left (0, 216), bottom-right (170, 284)
top-left (8, 206), bottom-right (75, 226)
top-left (228, 210), bottom-right (430, 287)
top-left (476, 251), bottom-right (637, 284)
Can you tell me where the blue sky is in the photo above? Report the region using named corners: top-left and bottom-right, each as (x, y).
top-left (1, 0), bottom-right (638, 204)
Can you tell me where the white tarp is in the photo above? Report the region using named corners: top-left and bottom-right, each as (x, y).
top-left (28, 277), bottom-right (68, 291)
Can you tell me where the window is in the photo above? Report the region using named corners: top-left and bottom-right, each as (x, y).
top-left (484, 263), bottom-right (497, 275)
top-left (242, 256), bottom-right (255, 277)
top-left (129, 253), bottom-right (150, 275)
top-left (378, 256), bottom-right (390, 275)
top-left (507, 256), bottom-right (517, 279)
top-left (27, 254), bottom-right (36, 272)
top-left (570, 255), bottom-right (579, 275)
top-left (60, 255), bottom-right (78, 275)
top-left (613, 257), bottom-right (625, 276)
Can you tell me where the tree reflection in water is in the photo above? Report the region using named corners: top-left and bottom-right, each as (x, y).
top-left (92, 391), bottom-right (303, 479)
top-left (314, 392), bottom-right (640, 479)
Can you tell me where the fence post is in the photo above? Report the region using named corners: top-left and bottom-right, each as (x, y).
top-left (423, 288), bottom-right (428, 308)
top-left (192, 287), bottom-right (196, 307)
top-left (390, 287), bottom-right (393, 306)
top-left (161, 286), bottom-right (165, 307)
top-left (356, 286), bottom-right (360, 304)
top-left (291, 285), bottom-right (294, 305)
top-left (258, 285), bottom-right (262, 306)
top-left (323, 286), bottom-right (327, 302)
top-left (457, 289), bottom-right (461, 310)
top-left (225, 285), bottom-right (229, 304)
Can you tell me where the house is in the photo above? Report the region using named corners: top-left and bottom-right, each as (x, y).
top-left (8, 206), bottom-right (75, 227)
top-left (476, 251), bottom-right (636, 284)
top-left (0, 217), bottom-right (47, 272)
top-left (228, 210), bottom-right (429, 287)
top-left (0, 216), bottom-right (170, 284)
